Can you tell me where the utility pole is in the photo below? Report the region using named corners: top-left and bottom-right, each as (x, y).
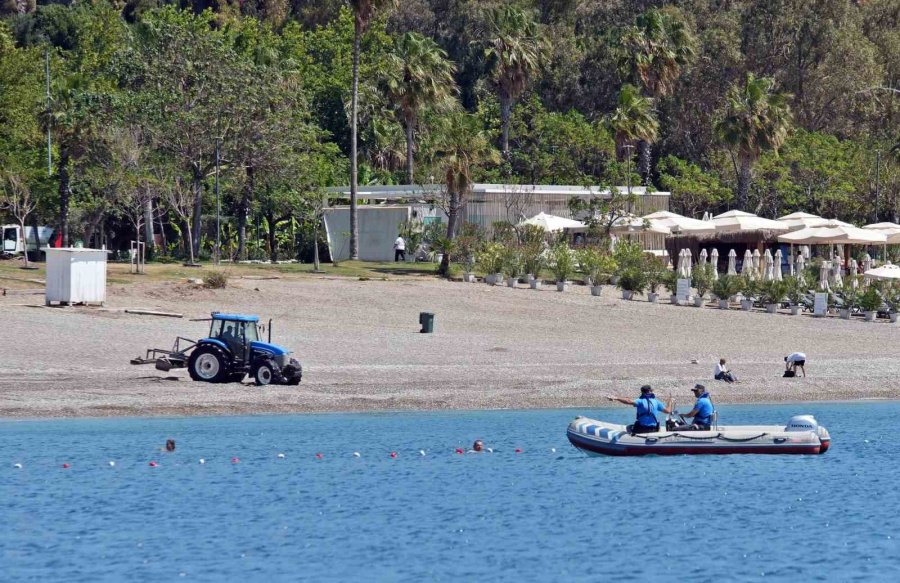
top-left (214, 136), bottom-right (222, 265)
top-left (45, 48), bottom-right (52, 176)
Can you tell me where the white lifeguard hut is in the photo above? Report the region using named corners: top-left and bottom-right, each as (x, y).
top-left (44, 247), bottom-right (109, 306)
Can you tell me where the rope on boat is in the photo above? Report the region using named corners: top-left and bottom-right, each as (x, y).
top-left (635, 432), bottom-right (770, 443)
top-left (717, 433), bottom-right (769, 442)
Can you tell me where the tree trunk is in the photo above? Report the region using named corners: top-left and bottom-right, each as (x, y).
top-left (500, 94), bottom-right (512, 158)
top-left (143, 197), bottom-right (155, 258)
top-left (184, 217), bottom-right (195, 265)
top-left (349, 23), bottom-right (361, 260)
top-left (58, 150), bottom-right (71, 247)
top-left (405, 119), bottom-right (415, 185)
top-left (31, 214), bottom-right (41, 262)
top-left (266, 211), bottom-right (278, 263)
top-left (237, 165), bottom-right (253, 260)
top-left (18, 219), bottom-right (29, 268)
top-left (191, 175), bottom-right (203, 259)
top-left (737, 155), bottom-right (752, 210)
top-left (157, 205), bottom-right (168, 252)
top-left (638, 140), bottom-right (652, 186)
top-left (438, 188), bottom-right (461, 276)
top-left (313, 220), bottom-right (321, 272)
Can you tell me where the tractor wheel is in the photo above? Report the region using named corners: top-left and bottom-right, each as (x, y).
top-left (282, 359), bottom-right (303, 385)
top-left (252, 359), bottom-right (284, 386)
top-left (188, 345), bottom-right (230, 383)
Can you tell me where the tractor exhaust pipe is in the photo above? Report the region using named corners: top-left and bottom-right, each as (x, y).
top-left (268, 319), bottom-right (272, 343)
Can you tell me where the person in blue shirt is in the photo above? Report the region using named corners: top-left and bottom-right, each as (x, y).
top-left (607, 385), bottom-right (673, 434)
top-left (673, 384), bottom-right (715, 430)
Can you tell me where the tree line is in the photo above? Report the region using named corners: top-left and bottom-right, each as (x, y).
top-left (1, 0), bottom-right (898, 265)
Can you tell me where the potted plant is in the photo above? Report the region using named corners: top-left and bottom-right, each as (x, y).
top-left (739, 276), bottom-right (758, 311)
top-left (577, 248), bottom-right (617, 297)
top-left (836, 282), bottom-right (860, 319)
top-left (522, 239), bottom-right (545, 288)
top-left (711, 275), bottom-right (739, 309)
top-left (454, 224), bottom-right (484, 282)
top-left (885, 288), bottom-right (900, 324)
top-left (477, 242), bottom-right (505, 285)
top-left (550, 242), bottom-right (575, 291)
top-left (691, 264), bottom-right (714, 307)
top-left (644, 256), bottom-right (667, 303)
top-left (617, 268), bottom-right (647, 300)
top-left (502, 244), bottom-right (523, 288)
top-left (660, 270), bottom-right (678, 304)
top-left (859, 286), bottom-right (883, 322)
top-left (398, 219), bottom-right (424, 263)
top-left (784, 275), bottom-right (806, 315)
top-left (759, 280), bottom-right (789, 314)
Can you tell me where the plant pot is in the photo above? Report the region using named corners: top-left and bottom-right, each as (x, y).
top-left (790, 305), bottom-right (801, 316)
top-left (610, 276), bottom-right (620, 285)
top-left (622, 290), bottom-right (634, 300)
top-left (670, 295), bottom-right (679, 305)
top-left (718, 299), bottom-right (729, 310)
top-left (647, 292), bottom-right (658, 303)
top-left (463, 272), bottom-right (476, 283)
top-left (591, 285), bottom-right (603, 297)
top-left (740, 299), bottom-right (753, 311)
top-left (839, 308), bottom-right (851, 320)
top-left (694, 296), bottom-right (705, 308)
top-left (507, 277), bottom-right (518, 288)
top-left (484, 274), bottom-right (495, 285)
top-left (526, 274), bottom-right (535, 284)
top-left (864, 311), bottom-right (877, 322)
top-left (583, 277), bottom-right (593, 287)
top-left (556, 281), bottom-right (570, 292)
top-left (765, 303), bottom-right (778, 314)
top-left (891, 313), bottom-right (899, 324)
top-left (530, 279), bottom-right (542, 290)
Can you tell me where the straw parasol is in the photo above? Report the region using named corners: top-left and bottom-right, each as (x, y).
top-left (520, 212), bottom-right (584, 232)
top-left (710, 249), bottom-right (719, 280)
top-left (727, 249), bottom-right (737, 276)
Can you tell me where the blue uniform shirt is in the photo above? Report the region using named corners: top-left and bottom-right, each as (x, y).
top-left (633, 397), bottom-right (664, 426)
top-left (693, 395), bottom-right (714, 424)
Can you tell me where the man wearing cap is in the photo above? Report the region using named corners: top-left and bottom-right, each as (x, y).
top-left (607, 385), bottom-right (674, 434)
top-left (672, 385), bottom-right (715, 431)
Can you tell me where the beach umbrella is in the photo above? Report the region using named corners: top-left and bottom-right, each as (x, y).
top-left (710, 249), bottom-right (719, 280)
top-left (777, 223), bottom-right (887, 246)
top-left (699, 248), bottom-right (708, 267)
top-left (727, 249), bottom-right (737, 276)
top-left (752, 249), bottom-right (762, 277)
top-left (676, 250), bottom-right (686, 278)
top-left (796, 252), bottom-right (806, 276)
top-left (642, 211), bottom-right (717, 234)
top-left (819, 260), bottom-right (830, 290)
top-left (863, 222), bottom-right (900, 236)
top-left (519, 212), bottom-right (584, 232)
top-left (865, 263), bottom-right (900, 281)
top-left (862, 253), bottom-right (873, 273)
top-left (849, 259), bottom-right (859, 288)
top-left (742, 249), bottom-right (754, 278)
top-left (774, 249), bottom-right (783, 281)
top-left (786, 249), bottom-right (795, 276)
top-left (686, 248), bottom-right (694, 278)
top-left (832, 257), bottom-right (843, 288)
top-left (609, 216), bottom-right (672, 236)
top-left (763, 249), bottom-right (774, 281)
top-left (711, 210), bottom-right (789, 234)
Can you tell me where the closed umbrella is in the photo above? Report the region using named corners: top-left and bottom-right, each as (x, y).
top-left (742, 249), bottom-right (754, 278)
top-left (796, 252), bottom-right (806, 277)
top-left (727, 249), bottom-right (737, 276)
top-left (786, 249), bottom-right (795, 276)
top-left (752, 249), bottom-right (762, 277)
top-left (849, 259), bottom-right (859, 288)
top-left (676, 250), bottom-right (687, 278)
top-left (686, 249), bottom-right (693, 278)
top-left (832, 257), bottom-right (843, 288)
top-left (774, 249), bottom-right (783, 281)
top-left (699, 248), bottom-right (708, 268)
top-left (710, 249), bottom-right (719, 280)
top-left (819, 260), bottom-right (830, 290)
top-left (862, 253), bottom-right (873, 273)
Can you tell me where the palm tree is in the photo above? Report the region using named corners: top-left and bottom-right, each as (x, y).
top-left (433, 112), bottom-right (499, 276)
top-left (716, 74), bottom-right (792, 210)
top-left (348, 0), bottom-right (396, 260)
top-left (384, 32), bottom-right (457, 185)
top-left (608, 84), bottom-right (659, 184)
top-left (481, 6), bottom-right (543, 159)
top-left (618, 8), bottom-right (695, 100)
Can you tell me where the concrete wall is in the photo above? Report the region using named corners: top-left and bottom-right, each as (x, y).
top-left (324, 206), bottom-right (411, 262)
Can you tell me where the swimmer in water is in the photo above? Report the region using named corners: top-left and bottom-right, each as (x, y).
top-left (468, 440), bottom-right (492, 453)
top-left (161, 439), bottom-right (175, 452)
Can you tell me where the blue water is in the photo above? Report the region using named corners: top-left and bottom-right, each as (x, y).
top-left (1, 403), bottom-right (899, 582)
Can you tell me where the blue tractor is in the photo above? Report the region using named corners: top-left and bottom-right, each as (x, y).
top-left (131, 312), bottom-right (302, 386)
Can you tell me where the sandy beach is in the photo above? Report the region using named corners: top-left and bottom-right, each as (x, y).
top-left (1, 272), bottom-right (899, 418)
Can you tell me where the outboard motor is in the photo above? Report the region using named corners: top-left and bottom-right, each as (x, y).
top-left (785, 415), bottom-right (819, 432)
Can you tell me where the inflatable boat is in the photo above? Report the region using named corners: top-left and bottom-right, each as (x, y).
top-left (567, 414), bottom-right (830, 456)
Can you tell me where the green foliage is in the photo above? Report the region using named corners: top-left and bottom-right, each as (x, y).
top-left (712, 274), bottom-right (741, 300)
top-left (500, 243), bottom-right (523, 278)
top-left (612, 239), bottom-right (646, 274)
top-left (476, 241), bottom-right (505, 275)
top-left (691, 263), bottom-right (715, 296)
top-left (783, 275), bottom-right (808, 305)
top-left (549, 241), bottom-right (575, 282)
top-left (860, 286), bottom-right (883, 312)
top-left (451, 222), bottom-right (484, 272)
top-left (643, 255), bottom-right (667, 293)
top-left (616, 268), bottom-right (647, 294)
top-left (759, 279), bottom-right (790, 305)
top-left (398, 219), bottom-right (423, 258)
top-left (577, 247), bottom-right (617, 285)
top-left (203, 271), bottom-right (229, 289)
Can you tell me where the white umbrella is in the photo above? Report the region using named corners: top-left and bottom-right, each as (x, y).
top-left (819, 260), bottom-right (830, 290)
top-left (802, 245), bottom-right (811, 259)
top-left (774, 249), bottom-right (783, 281)
top-left (832, 257), bottom-right (843, 288)
top-left (642, 211), bottom-right (717, 234)
top-left (786, 249), bottom-right (795, 276)
top-left (742, 249), bottom-right (754, 278)
top-left (863, 222), bottom-right (900, 236)
top-left (862, 253), bottom-right (873, 273)
top-left (727, 249), bottom-right (737, 276)
top-left (865, 263), bottom-right (900, 281)
top-left (710, 249), bottom-right (719, 280)
top-left (776, 212), bottom-right (847, 231)
top-left (849, 259), bottom-right (859, 288)
top-left (796, 252), bottom-right (806, 276)
top-left (520, 212), bottom-right (584, 232)
top-left (699, 248), bottom-right (708, 267)
top-left (777, 223), bottom-right (887, 245)
top-left (609, 216), bottom-right (672, 236)
top-left (752, 249), bottom-right (762, 277)
top-left (763, 249), bottom-right (774, 281)
top-left (711, 210), bottom-right (789, 234)
top-left (676, 250), bottom-right (686, 278)
top-left (686, 248), bottom-right (693, 278)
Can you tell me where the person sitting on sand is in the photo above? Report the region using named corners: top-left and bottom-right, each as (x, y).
top-left (607, 385), bottom-right (674, 434)
top-left (715, 358), bottom-right (737, 383)
top-left (671, 385), bottom-right (715, 431)
top-left (785, 352), bottom-right (806, 377)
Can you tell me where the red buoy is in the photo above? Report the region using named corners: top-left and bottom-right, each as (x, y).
top-left (231, 457), bottom-right (240, 464)
top-left (515, 448), bottom-right (523, 453)
top-left (149, 461), bottom-right (158, 467)
top-left (455, 448), bottom-right (464, 454)
top-left (390, 452), bottom-right (397, 458)
top-left (62, 463), bottom-right (70, 469)
top-left (315, 453), bottom-right (323, 459)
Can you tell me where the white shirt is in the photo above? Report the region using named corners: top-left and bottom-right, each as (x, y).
top-left (715, 363), bottom-right (728, 375)
top-left (787, 352), bottom-right (806, 363)
top-left (394, 237), bottom-right (405, 251)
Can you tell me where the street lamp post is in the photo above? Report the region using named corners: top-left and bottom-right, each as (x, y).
top-left (623, 143), bottom-right (635, 197)
top-left (214, 136), bottom-right (222, 265)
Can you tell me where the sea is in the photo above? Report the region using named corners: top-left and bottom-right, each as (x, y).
top-left (1, 402), bottom-right (898, 582)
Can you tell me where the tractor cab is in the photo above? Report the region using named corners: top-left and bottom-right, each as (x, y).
top-left (208, 314), bottom-right (259, 364)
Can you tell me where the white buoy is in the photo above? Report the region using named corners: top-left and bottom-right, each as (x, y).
top-left (108, 461), bottom-right (116, 467)
top-left (419, 450), bottom-right (426, 456)
top-left (486, 448), bottom-right (494, 453)
top-left (352, 452), bottom-right (361, 458)
top-left (13, 463), bottom-right (22, 469)
top-left (551, 448), bottom-right (556, 453)
top-left (199, 458), bottom-right (205, 464)
top-left (277, 453), bottom-right (285, 459)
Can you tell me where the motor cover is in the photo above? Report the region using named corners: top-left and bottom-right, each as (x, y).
top-left (786, 415), bottom-right (818, 432)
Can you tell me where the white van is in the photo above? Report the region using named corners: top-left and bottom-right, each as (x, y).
top-left (2, 225), bottom-right (55, 257)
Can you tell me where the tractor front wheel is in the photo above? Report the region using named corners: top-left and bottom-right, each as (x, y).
top-left (188, 345), bottom-right (230, 383)
top-left (252, 359), bottom-right (283, 386)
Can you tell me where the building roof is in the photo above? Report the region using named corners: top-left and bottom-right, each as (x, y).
top-left (211, 313), bottom-right (259, 322)
top-left (325, 184), bottom-right (669, 199)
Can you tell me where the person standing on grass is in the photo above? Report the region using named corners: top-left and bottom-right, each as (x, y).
top-left (715, 358), bottom-right (737, 383)
top-left (785, 352), bottom-right (806, 377)
top-left (393, 234), bottom-right (406, 262)
top-left (607, 385), bottom-right (674, 434)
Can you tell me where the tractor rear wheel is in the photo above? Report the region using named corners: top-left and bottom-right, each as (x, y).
top-left (252, 359), bottom-right (283, 386)
top-left (282, 358), bottom-right (302, 385)
top-left (188, 345), bottom-right (230, 383)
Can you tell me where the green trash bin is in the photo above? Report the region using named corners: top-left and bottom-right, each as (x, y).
top-left (419, 311), bottom-right (434, 333)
